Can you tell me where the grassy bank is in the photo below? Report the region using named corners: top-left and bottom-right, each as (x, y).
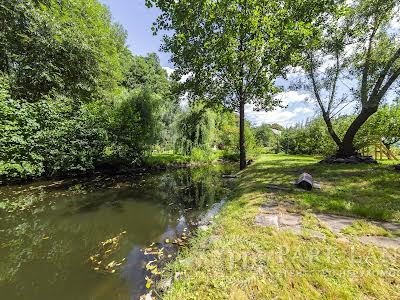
top-left (161, 154), bottom-right (400, 299)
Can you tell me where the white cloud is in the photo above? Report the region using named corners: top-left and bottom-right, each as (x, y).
top-left (245, 91), bottom-right (314, 126)
top-left (162, 67), bottom-right (193, 83)
top-left (163, 66), bottom-right (174, 77)
top-left (274, 91), bottom-right (309, 106)
top-left (245, 104), bottom-right (297, 126)
top-left (390, 19), bottom-right (400, 30)
top-left (293, 107), bottom-right (313, 114)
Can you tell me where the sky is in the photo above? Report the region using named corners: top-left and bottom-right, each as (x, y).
top-left (98, 0), bottom-right (398, 128)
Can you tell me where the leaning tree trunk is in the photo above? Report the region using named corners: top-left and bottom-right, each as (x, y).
top-left (337, 107), bottom-right (378, 157)
top-left (239, 98), bottom-right (246, 170)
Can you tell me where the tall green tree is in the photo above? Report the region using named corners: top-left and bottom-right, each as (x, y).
top-left (0, 0), bottom-right (127, 101)
top-left (298, 0), bottom-right (400, 157)
top-left (147, 0), bottom-right (334, 169)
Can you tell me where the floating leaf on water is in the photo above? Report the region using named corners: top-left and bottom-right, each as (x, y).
top-left (146, 261), bottom-right (157, 271)
top-left (111, 269), bottom-right (116, 274)
top-left (145, 276), bottom-right (153, 289)
top-left (94, 267), bottom-right (99, 271)
top-left (42, 236), bottom-right (49, 240)
top-left (165, 239), bottom-right (170, 244)
top-left (106, 261), bottom-right (116, 269)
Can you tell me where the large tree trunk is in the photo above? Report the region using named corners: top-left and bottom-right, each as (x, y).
top-left (239, 98), bottom-right (246, 170)
top-left (322, 113), bottom-right (342, 148)
top-left (337, 107), bottom-right (378, 157)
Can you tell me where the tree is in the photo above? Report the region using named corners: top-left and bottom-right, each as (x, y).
top-left (363, 101), bottom-right (400, 150)
top-left (147, 0), bottom-right (334, 169)
top-left (254, 124), bottom-right (274, 147)
top-left (0, 0), bottom-right (127, 102)
top-left (298, 0), bottom-right (400, 157)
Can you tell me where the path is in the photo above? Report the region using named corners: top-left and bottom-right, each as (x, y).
top-left (255, 199), bottom-right (400, 250)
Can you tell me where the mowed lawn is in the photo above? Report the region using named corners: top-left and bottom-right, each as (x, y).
top-left (161, 154), bottom-right (400, 299)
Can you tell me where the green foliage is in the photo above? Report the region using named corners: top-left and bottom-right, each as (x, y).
top-left (0, 75), bottom-right (43, 179)
top-left (361, 102), bottom-right (400, 149)
top-left (281, 117), bottom-right (335, 156)
top-left (173, 105), bottom-right (259, 160)
top-left (0, 0), bottom-right (177, 180)
top-left (174, 105), bottom-right (216, 155)
top-left (106, 88), bottom-right (163, 165)
top-left (0, 0), bottom-right (127, 101)
top-left (36, 98), bottom-right (108, 175)
top-left (0, 79), bottom-right (108, 179)
top-left (281, 102), bottom-right (400, 156)
top-left (254, 124), bottom-right (275, 147)
top-left (190, 147), bottom-right (215, 163)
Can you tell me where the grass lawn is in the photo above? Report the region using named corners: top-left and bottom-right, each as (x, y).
top-left (161, 154), bottom-right (400, 299)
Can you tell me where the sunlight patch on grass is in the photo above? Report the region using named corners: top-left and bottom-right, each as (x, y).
top-left (161, 154), bottom-right (400, 299)
top-left (341, 220), bottom-right (392, 237)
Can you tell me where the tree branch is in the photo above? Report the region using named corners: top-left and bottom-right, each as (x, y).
top-left (369, 46), bottom-right (400, 103)
top-left (376, 66), bottom-right (400, 101)
top-left (360, 27), bottom-right (377, 104)
top-left (328, 47), bottom-right (341, 114)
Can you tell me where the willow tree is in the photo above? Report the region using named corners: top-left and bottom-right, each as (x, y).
top-left (299, 0), bottom-right (400, 157)
top-left (146, 0), bottom-right (335, 169)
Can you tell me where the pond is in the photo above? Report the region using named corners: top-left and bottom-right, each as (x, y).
top-left (0, 164), bottom-right (237, 300)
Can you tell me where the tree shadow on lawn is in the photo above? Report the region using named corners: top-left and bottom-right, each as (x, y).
top-left (237, 156), bottom-right (400, 222)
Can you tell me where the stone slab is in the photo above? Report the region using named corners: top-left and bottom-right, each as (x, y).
top-left (279, 213), bottom-right (302, 227)
top-left (316, 214), bottom-right (357, 234)
top-left (254, 214), bottom-right (279, 228)
top-left (359, 236), bottom-right (400, 250)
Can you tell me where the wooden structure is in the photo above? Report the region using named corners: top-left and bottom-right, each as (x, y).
top-left (361, 142), bottom-right (398, 161)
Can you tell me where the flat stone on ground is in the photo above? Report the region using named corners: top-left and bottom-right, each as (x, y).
top-left (260, 201), bottom-right (279, 214)
top-left (372, 221), bottom-right (400, 236)
top-left (359, 236), bottom-right (400, 250)
top-left (279, 213), bottom-right (302, 227)
top-left (254, 214), bottom-right (279, 228)
top-left (316, 214), bottom-right (357, 234)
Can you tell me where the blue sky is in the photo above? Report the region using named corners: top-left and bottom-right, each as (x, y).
top-left (100, 0), bottom-right (172, 67)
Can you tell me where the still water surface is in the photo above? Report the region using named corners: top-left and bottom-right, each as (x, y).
top-left (0, 164), bottom-right (237, 300)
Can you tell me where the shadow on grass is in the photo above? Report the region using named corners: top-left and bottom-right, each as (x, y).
top-left (234, 155), bottom-right (400, 222)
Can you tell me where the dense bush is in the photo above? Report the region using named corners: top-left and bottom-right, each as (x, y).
top-left (0, 75), bottom-right (107, 179)
top-left (0, 0), bottom-right (178, 181)
top-left (281, 105), bottom-right (400, 157)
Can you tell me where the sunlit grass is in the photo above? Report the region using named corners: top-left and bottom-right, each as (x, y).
top-left (341, 220), bottom-right (392, 237)
top-left (161, 154), bottom-right (400, 299)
